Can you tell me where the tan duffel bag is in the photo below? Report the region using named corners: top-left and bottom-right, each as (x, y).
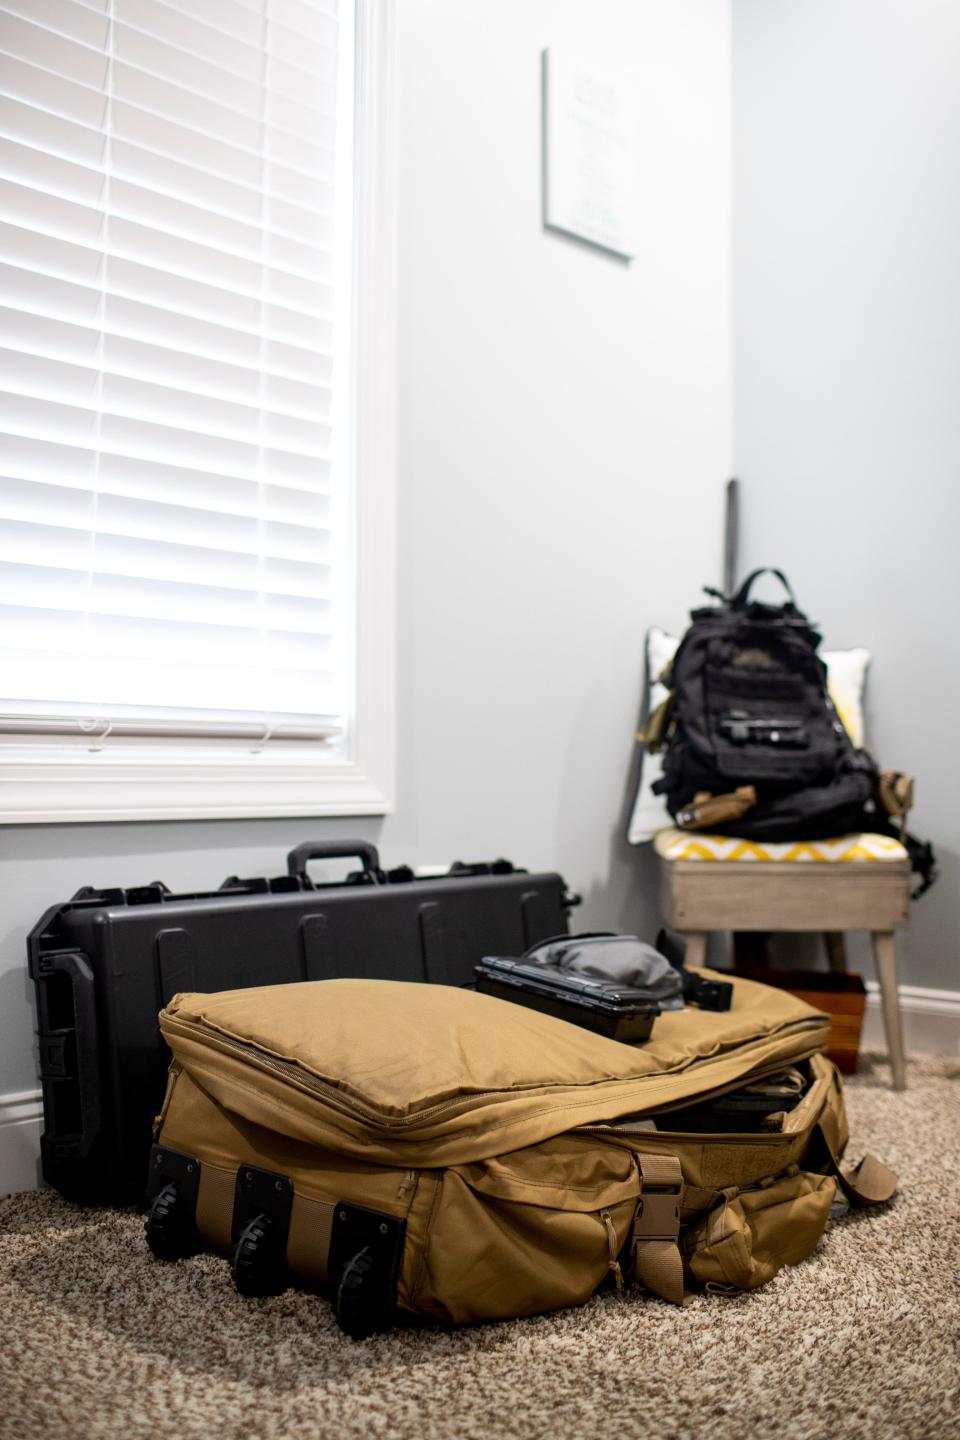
top-left (146, 973), bottom-right (896, 1335)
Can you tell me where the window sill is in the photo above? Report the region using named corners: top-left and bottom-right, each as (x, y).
top-left (0, 746), bottom-right (394, 824)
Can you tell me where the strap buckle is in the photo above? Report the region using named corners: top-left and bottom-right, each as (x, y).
top-left (633, 1184), bottom-right (681, 1243)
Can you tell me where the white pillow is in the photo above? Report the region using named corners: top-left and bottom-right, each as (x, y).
top-left (626, 629), bottom-right (870, 845)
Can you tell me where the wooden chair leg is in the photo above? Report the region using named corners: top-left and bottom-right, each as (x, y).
top-left (683, 932), bottom-right (708, 970)
top-left (871, 930), bottom-right (907, 1091)
top-left (823, 932), bottom-right (847, 974)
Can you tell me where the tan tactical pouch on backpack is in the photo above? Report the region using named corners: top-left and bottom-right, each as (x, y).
top-left (148, 973), bottom-right (896, 1335)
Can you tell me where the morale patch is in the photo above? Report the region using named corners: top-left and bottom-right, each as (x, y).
top-left (700, 1144), bottom-right (792, 1189)
top-left (733, 648), bottom-right (773, 668)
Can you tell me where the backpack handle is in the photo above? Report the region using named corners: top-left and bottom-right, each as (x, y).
top-left (731, 567), bottom-right (798, 608)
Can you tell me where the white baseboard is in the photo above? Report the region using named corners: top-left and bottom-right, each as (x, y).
top-left (862, 981), bottom-right (960, 1056)
top-left (0, 1089), bottom-right (43, 1196)
top-left (1, 985), bottom-right (957, 1195)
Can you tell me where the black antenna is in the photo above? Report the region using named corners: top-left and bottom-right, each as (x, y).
top-left (723, 477), bottom-right (740, 599)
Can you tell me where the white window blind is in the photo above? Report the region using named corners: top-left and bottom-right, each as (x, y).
top-left (0, 0), bottom-right (353, 747)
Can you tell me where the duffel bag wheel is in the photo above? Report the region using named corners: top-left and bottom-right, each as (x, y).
top-left (232, 1213), bottom-right (285, 1298)
top-left (145, 1181), bottom-right (195, 1261)
top-left (334, 1247), bottom-right (384, 1341)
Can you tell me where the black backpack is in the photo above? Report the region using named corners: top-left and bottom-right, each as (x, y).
top-left (648, 569), bottom-right (936, 893)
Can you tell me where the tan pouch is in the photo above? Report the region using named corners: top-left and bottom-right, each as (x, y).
top-left (676, 786), bottom-right (757, 830)
top-left (683, 1166), bottom-right (836, 1291)
top-left (405, 1135), bottom-right (641, 1325)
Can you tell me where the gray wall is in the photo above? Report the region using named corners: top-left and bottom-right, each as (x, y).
top-left (0, 0), bottom-right (733, 1098)
top-left (732, 0), bottom-right (960, 989)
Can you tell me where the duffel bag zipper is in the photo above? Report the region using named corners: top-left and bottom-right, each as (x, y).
top-left (163, 1014), bottom-right (505, 1128)
top-left (163, 1012), bottom-right (825, 1133)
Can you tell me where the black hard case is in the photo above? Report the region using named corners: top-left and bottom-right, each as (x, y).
top-left (474, 956), bottom-right (660, 1043)
top-left (28, 840), bottom-right (575, 1205)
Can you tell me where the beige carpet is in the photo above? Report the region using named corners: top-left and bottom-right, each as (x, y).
top-left (2, 1053), bottom-right (959, 1440)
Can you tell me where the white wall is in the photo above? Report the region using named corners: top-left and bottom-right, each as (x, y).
top-left (0, 0), bottom-right (733, 1124)
top-left (383, 0), bottom-right (733, 880)
top-left (732, 0), bottom-right (960, 990)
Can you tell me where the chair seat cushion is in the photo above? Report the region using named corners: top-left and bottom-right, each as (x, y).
top-left (654, 829), bottom-right (908, 863)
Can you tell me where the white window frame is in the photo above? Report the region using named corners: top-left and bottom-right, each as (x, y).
top-left (0, 0), bottom-right (397, 824)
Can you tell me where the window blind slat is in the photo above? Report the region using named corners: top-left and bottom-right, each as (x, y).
top-left (110, 59), bottom-right (261, 150)
top-left (0, 93), bottom-right (107, 166)
top-left (0, 134), bottom-right (106, 205)
top-left (116, 0), bottom-right (340, 82)
top-left (114, 135), bottom-right (337, 227)
top-left (3, 465), bottom-right (333, 526)
top-left (110, 22), bottom-right (336, 127)
top-left (0, 51), bottom-right (108, 128)
top-left (1, 562), bottom-right (334, 634)
top-left (114, 97), bottom-right (263, 188)
top-left (0, 125), bottom-right (335, 245)
top-left (1, 0), bottom-right (109, 48)
top-left (0, 305), bottom-right (100, 365)
top-left (113, 23), bottom-right (264, 115)
top-left (0, 175), bottom-right (104, 245)
top-left (105, 291), bottom-right (261, 365)
top-left (0, 645), bottom-right (338, 716)
top-left (156, 0), bottom-right (262, 48)
top-left (0, 17), bottom-right (108, 90)
top-left (0, 519), bottom-right (332, 599)
top-left (269, 7), bottom-right (336, 68)
top-left (118, 0), bottom-right (264, 83)
top-left (1, 369), bottom-right (336, 457)
top-left (0, 226), bottom-right (103, 288)
top-left (0, 480), bottom-right (331, 561)
top-left (2, 430), bottom-right (332, 497)
top-left (2, 605), bottom-right (334, 670)
top-left (0, 346), bottom-right (101, 407)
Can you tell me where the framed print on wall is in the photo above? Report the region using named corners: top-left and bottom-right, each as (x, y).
top-left (542, 47), bottom-right (639, 260)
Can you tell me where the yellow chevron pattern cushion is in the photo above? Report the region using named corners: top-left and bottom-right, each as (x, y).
top-left (654, 829), bottom-right (908, 863)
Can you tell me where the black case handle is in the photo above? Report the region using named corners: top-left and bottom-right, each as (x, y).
top-left (35, 949), bottom-right (103, 1160)
top-left (286, 840), bottom-right (383, 884)
top-left (731, 567), bottom-right (798, 608)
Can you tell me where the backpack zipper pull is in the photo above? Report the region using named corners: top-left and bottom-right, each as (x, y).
top-left (600, 1209), bottom-right (624, 1293)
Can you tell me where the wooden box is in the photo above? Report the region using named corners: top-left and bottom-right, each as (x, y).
top-left (731, 967), bottom-right (867, 1074)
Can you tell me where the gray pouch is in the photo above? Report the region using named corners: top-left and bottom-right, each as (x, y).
top-left (523, 933), bottom-right (685, 1010)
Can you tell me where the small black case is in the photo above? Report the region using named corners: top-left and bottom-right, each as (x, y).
top-left (474, 956), bottom-right (660, 1043)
